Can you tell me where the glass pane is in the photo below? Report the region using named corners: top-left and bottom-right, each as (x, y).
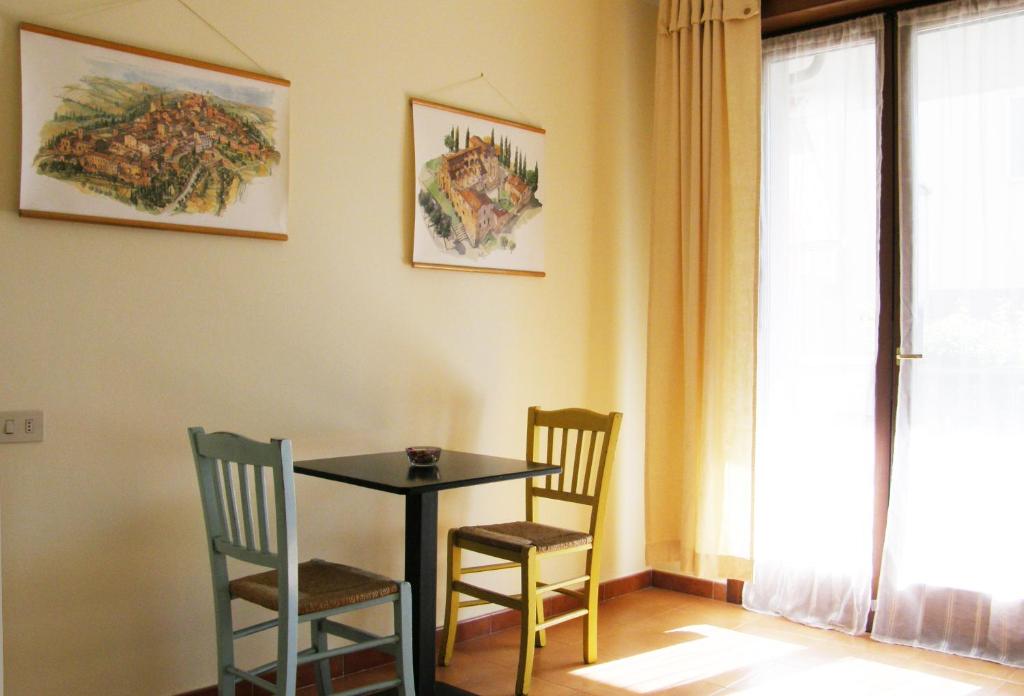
top-left (892, 0), bottom-right (1024, 596)
top-left (745, 17), bottom-right (881, 634)
top-left (875, 0), bottom-right (1024, 666)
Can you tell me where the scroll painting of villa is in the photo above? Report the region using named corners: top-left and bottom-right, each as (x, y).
top-left (19, 24), bottom-right (290, 240)
top-left (411, 99), bottom-right (544, 276)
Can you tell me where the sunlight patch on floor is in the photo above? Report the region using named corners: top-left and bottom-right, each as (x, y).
top-left (569, 624), bottom-right (804, 693)
top-left (730, 656), bottom-right (984, 695)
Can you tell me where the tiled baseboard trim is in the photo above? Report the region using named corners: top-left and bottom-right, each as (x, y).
top-left (177, 570), bottom-right (654, 696)
top-left (651, 569), bottom-right (745, 605)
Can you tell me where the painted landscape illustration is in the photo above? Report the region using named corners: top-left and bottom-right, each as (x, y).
top-left (32, 75), bottom-right (280, 217)
top-left (417, 123), bottom-right (541, 259)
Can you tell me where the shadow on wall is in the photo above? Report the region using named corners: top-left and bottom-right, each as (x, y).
top-left (402, 98), bottom-right (416, 264)
top-left (288, 331), bottom-right (485, 597)
top-left (583, 0), bottom-right (655, 578)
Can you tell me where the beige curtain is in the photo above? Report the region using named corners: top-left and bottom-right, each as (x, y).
top-left (645, 0), bottom-right (761, 580)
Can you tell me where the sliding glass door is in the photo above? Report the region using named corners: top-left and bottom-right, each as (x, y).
top-left (873, 0), bottom-right (1024, 665)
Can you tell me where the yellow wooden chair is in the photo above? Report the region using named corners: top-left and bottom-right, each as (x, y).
top-left (438, 407), bottom-right (623, 695)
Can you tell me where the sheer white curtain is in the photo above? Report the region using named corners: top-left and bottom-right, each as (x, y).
top-left (873, 0), bottom-right (1024, 666)
top-left (743, 16), bottom-right (882, 635)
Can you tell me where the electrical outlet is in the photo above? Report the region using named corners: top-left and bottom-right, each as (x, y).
top-left (0, 410), bottom-right (44, 443)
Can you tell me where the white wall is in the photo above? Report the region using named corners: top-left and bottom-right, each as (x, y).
top-left (0, 1), bottom-right (655, 693)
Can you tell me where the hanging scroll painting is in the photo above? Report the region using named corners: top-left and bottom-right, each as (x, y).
top-left (19, 24), bottom-right (290, 240)
top-left (411, 98), bottom-right (545, 276)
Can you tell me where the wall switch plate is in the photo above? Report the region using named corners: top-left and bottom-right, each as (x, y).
top-left (0, 411), bottom-right (44, 443)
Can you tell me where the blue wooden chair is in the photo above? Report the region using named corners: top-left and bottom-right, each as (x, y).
top-left (189, 427), bottom-right (415, 696)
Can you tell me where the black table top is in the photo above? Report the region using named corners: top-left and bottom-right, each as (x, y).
top-left (294, 450), bottom-right (560, 494)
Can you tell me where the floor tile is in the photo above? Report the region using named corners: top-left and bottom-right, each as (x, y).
top-left (907, 646), bottom-right (1016, 681)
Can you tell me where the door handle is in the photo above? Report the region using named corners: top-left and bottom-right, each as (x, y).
top-left (896, 351), bottom-right (923, 363)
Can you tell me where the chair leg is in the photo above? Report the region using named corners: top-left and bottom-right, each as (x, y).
top-left (395, 583), bottom-right (416, 696)
top-left (583, 552), bottom-right (599, 664)
top-left (277, 592), bottom-right (299, 695)
top-left (535, 590), bottom-right (547, 648)
top-left (311, 619), bottom-right (332, 696)
top-left (516, 548), bottom-right (538, 696)
top-left (213, 586), bottom-right (235, 696)
top-left (439, 530), bottom-right (461, 666)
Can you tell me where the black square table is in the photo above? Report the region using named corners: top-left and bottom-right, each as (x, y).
top-left (295, 450), bottom-right (560, 696)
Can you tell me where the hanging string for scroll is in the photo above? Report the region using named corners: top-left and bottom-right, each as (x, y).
top-left (420, 72), bottom-right (536, 128)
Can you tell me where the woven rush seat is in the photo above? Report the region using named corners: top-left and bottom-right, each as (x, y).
top-left (455, 521), bottom-right (592, 553)
top-left (229, 558), bottom-right (399, 614)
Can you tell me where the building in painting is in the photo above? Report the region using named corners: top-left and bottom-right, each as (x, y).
top-left (437, 138), bottom-right (503, 198)
top-left (436, 135), bottom-right (512, 247)
top-left (504, 174), bottom-right (532, 210)
top-left (454, 188), bottom-right (499, 245)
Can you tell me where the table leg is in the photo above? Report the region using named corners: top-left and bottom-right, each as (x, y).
top-left (403, 492), bottom-right (477, 696)
top-left (405, 491), bottom-right (438, 695)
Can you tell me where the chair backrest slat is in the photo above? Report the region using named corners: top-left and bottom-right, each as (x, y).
top-left (211, 459), bottom-right (229, 538)
top-left (237, 461), bottom-right (256, 550)
top-left (558, 428), bottom-right (569, 492)
top-left (255, 466), bottom-right (271, 553)
top-left (221, 458), bottom-right (241, 545)
top-left (525, 407), bottom-right (623, 533)
top-left (570, 428), bottom-right (584, 494)
top-left (545, 428), bottom-right (555, 489)
top-left (582, 429), bottom-right (598, 496)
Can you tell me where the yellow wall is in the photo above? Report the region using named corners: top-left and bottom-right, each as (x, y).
top-left (0, 1), bottom-right (655, 693)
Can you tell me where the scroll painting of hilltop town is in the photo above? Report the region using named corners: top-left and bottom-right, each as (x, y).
top-left (19, 25), bottom-right (289, 239)
top-left (411, 99), bottom-right (544, 275)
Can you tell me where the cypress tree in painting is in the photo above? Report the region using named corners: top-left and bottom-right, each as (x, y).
top-left (527, 164), bottom-right (539, 191)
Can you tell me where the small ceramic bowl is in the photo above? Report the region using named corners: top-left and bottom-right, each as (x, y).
top-left (406, 446), bottom-right (442, 467)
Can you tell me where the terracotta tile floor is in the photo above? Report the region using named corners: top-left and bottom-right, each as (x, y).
top-left (310, 588), bottom-right (1024, 695)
